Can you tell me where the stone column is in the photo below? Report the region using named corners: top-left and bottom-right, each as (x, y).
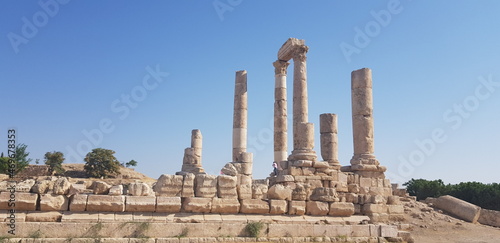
top-left (178, 129), bottom-right (205, 175)
top-left (289, 45), bottom-right (317, 161)
top-left (320, 113), bottom-right (340, 169)
top-left (273, 60), bottom-right (289, 163)
top-left (349, 68), bottom-right (385, 175)
top-left (233, 70), bottom-right (248, 162)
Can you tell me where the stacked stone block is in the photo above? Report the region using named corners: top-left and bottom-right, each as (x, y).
top-left (178, 129), bottom-right (205, 175)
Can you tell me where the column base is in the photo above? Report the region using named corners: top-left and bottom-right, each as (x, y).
top-left (350, 154), bottom-right (380, 166)
top-left (288, 149), bottom-right (317, 161)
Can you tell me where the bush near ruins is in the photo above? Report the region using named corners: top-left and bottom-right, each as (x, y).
top-left (84, 148), bottom-right (121, 178)
top-left (0, 143), bottom-right (31, 175)
top-left (44, 151), bottom-right (65, 175)
top-left (404, 178), bottom-right (500, 211)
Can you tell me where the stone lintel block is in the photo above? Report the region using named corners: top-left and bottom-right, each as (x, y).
top-left (329, 202), bottom-right (355, 216)
top-left (306, 201), bottom-right (329, 216)
top-left (240, 199), bottom-right (269, 214)
top-left (155, 196), bottom-right (181, 213)
top-left (87, 195), bottom-right (125, 212)
top-left (125, 196), bottom-right (156, 212)
top-left (211, 198), bottom-right (240, 214)
top-left (277, 38), bottom-right (306, 61)
top-left (69, 194), bottom-right (88, 212)
top-left (0, 192), bottom-right (38, 211)
top-left (269, 199), bottom-right (288, 214)
top-left (182, 197), bottom-right (212, 213)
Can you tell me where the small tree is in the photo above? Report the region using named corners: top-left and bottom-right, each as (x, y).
top-left (125, 160), bottom-right (138, 168)
top-left (0, 143), bottom-right (31, 175)
top-left (44, 151), bottom-right (65, 175)
top-left (84, 148), bottom-right (121, 178)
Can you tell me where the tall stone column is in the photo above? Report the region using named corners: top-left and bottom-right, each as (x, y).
top-left (350, 68), bottom-right (385, 176)
top-left (273, 60), bottom-right (289, 163)
top-left (320, 113), bottom-right (340, 169)
top-left (289, 45), bottom-right (317, 161)
top-left (233, 70), bottom-right (248, 162)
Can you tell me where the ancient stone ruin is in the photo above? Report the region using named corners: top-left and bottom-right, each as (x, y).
top-left (0, 38), bottom-right (413, 241)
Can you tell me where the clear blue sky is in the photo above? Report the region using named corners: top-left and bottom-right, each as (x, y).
top-left (1, 1), bottom-right (499, 185)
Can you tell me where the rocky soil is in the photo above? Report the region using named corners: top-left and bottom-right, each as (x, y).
top-left (398, 198), bottom-right (500, 243)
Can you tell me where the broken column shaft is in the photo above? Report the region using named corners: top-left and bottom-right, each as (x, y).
top-left (232, 70), bottom-right (248, 162)
top-left (273, 60), bottom-right (289, 163)
top-left (320, 113), bottom-right (340, 169)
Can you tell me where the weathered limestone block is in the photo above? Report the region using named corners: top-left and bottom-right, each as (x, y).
top-left (87, 195), bottom-right (125, 212)
top-left (40, 194), bottom-right (69, 211)
top-left (310, 187), bottom-right (338, 202)
top-left (362, 204), bottom-right (388, 214)
top-left (217, 179), bottom-right (238, 198)
top-left (182, 197), bottom-right (212, 213)
top-left (0, 192), bottom-right (38, 210)
top-left (288, 200), bottom-right (306, 215)
top-left (153, 174), bottom-right (183, 196)
top-left (155, 197), bottom-right (181, 213)
top-left (237, 174), bottom-right (252, 185)
top-left (269, 200), bottom-right (288, 214)
top-left (237, 184), bottom-right (252, 200)
top-left (344, 193), bottom-right (359, 204)
top-left (348, 184), bottom-right (360, 193)
top-left (387, 204), bottom-right (404, 214)
top-left (53, 177), bottom-right (71, 195)
top-left (238, 152), bottom-right (253, 163)
top-left (240, 199), bottom-right (269, 214)
top-left (195, 174), bottom-right (217, 198)
top-left (292, 183), bottom-right (308, 201)
top-left (26, 211), bottom-right (62, 222)
top-left (329, 202), bottom-right (355, 216)
top-left (433, 195), bottom-right (481, 223)
top-left (108, 185), bottom-right (123, 195)
top-left (302, 167), bottom-right (316, 176)
top-left (479, 208), bottom-right (500, 227)
top-left (211, 198), bottom-right (240, 214)
top-left (181, 173), bottom-right (195, 197)
top-left (93, 181), bottom-right (111, 195)
top-left (267, 184), bottom-right (292, 200)
top-left (31, 179), bottom-right (55, 194)
top-left (16, 179), bottom-right (36, 192)
top-left (252, 183), bottom-right (268, 199)
top-left (125, 196), bottom-right (156, 212)
top-left (128, 182), bottom-right (153, 196)
top-left (221, 163), bottom-right (238, 176)
top-left (313, 161), bottom-right (329, 168)
top-left (68, 183), bottom-right (86, 195)
top-left (232, 162), bottom-right (252, 175)
top-left (291, 160), bottom-right (313, 167)
top-left (276, 175), bottom-right (295, 183)
top-left (69, 194), bottom-right (87, 211)
top-left (306, 201), bottom-right (329, 216)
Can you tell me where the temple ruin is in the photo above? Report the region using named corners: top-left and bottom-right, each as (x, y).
top-left (0, 38), bottom-right (413, 241)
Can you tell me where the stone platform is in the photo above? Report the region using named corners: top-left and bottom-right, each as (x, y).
top-left (0, 211), bottom-right (401, 242)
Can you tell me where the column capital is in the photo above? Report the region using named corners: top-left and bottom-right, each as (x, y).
top-left (292, 45), bottom-right (309, 62)
top-left (273, 60), bottom-right (290, 75)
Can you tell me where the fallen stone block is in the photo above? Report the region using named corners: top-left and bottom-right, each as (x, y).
top-left (251, 183), bottom-right (268, 199)
top-left (0, 192), bottom-right (38, 210)
top-left (155, 196), bottom-right (181, 213)
top-left (478, 208), bottom-right (500, 227)
top-left (211, 198), bottom-right (240, 214)
top-left (181, 173), bottom-right (195, 197)
top-left (40, 194), bottom-right (69, 211)
top-left (240, 199), bottom-right (269, 214)
top-left (128, 182), bottom-right (153, 196)
top-left (87, 195), bottom-right (125, 212)
top-left (125, 196), bottom-right (156, 212)
top-left (53, 177), bottom-right (71, 195)
top-left (108, 185), bottom-right (123, 195)
top-left (267, 184), bottom-right (292, 200)
top-left (362, 203), bottom-right (388, 214)
top-left (195, 174), bottom-right (217, 198)
top-left (31, 179), bottom-right (55, 194)
top-left (182, 197), bottom-right (212, 213)
top-left (310, 187), bottom-right (338, 202)
top-left (237, 184), bottom-right (252, 200)
top-left (93, 181), bottom-right (112, 195)
top-left (433, 195), bottom-right (481, 223)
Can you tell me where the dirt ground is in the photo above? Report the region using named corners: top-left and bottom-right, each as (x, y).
top-left (400, 198), bottom-right (500, 243)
